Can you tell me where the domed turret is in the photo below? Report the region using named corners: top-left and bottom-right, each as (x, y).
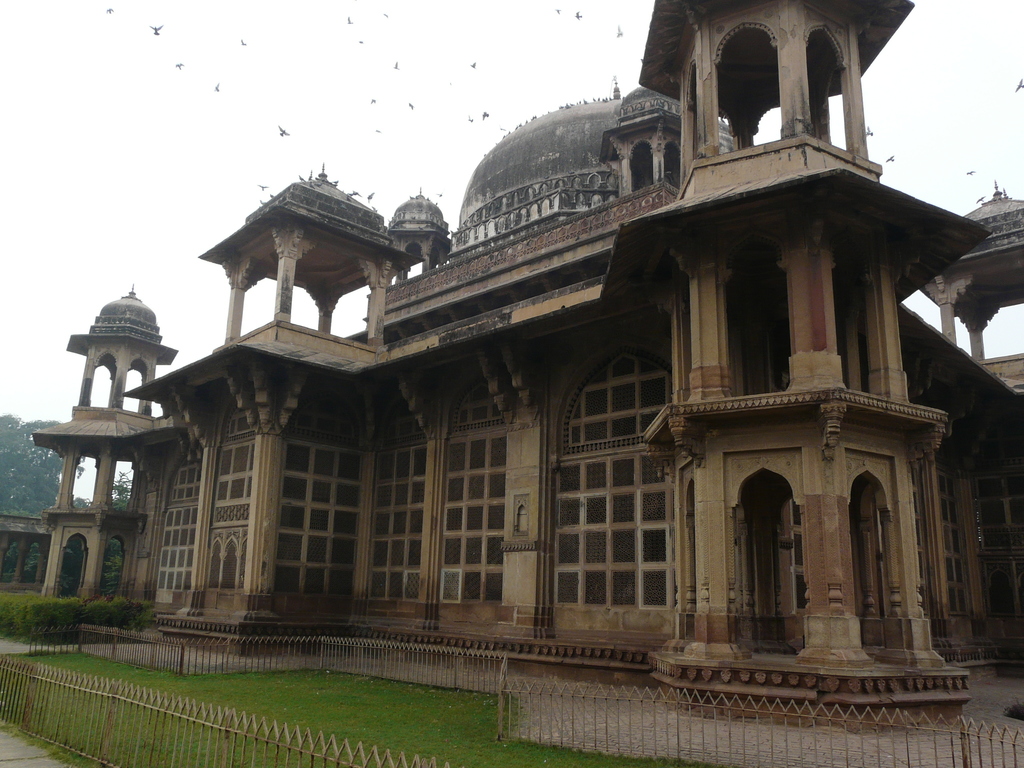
top-left (389, 194), bottom-right (451, 273)
top-left (92, 290), bottom-right (161, 343)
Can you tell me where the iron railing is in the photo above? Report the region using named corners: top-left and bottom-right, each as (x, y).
top-left (499, 678), bottom-right (1024, 768)
top-left (0, 656), bottom-right (458, 768)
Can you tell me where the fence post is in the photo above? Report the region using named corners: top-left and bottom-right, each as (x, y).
top-left (111, 628), bottom-right (119, 663)
top-left (20, 672), bottom-right (38, 731)
top-left (178, 642), bottom-right (186, 676)
top-left (496, 656), bottom-right (508, 741)
top-left (98, 680), bottom-right (122, 763)
top-left (960, 718), bottom-right (973, 768)
top-left (77, 625), bottom-right (83, 654)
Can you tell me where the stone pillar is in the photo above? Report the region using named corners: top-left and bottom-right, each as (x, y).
top-left (417, 425), bottom-right (445, 629)
top-left (361, 259), bottom-right (396, 347)
top-left (79, 352), bottom-right (95, 407)
top-left (110, 355), bottom-right (127, 409)
top-left (41, 531), bottom-right (64, 597)
top-left (503, 406), bottom-right (547, 636)
top-left (684, 448), bottom-right (749, 660)
top-left (697, 21), bottom-right (720, 159)
top-left (223, 255), bottom-right (263, 343)
top-left (863, 242), bottom-right (909, 400)
top-left (677, 247), bottom-right (731, 401)
top-left (797, 404), bottom-right (870, 667)
top-left (35, 544), bottom-right (47, 585)
top-left (242, 429), bottom-right (285, 617)
top-left (922, 276), bottom-right (971, 346)
top-left (778, 0), bottom-right (812, 139)
top-left (0, 535), bottom-right (9, 582)
top-left (57, 449), bottom-right (79, 508)
top-left (93, 447), bottom-right (116, 507)
top-left (13, 540), bottom-right (27, 584)
top-left (271, 226), bottom-right (314, 323)
top-left (311, 288), bottom-right (343, 335)
top-left (80, 530), bottom-right (103, 596)
top-left (958, 300), bottom-right (996, 362)
top-left (180, 443), bottom-right (218, 616)
top-left (841, 22), bottom-right (869, 159)
top-left (783, 216), bottom-right (844, 390)
top-left (670, 277), bottom-right (692, 403)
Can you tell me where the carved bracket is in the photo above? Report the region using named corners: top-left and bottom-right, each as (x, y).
top-left (227, 362), bottom-right (307, 436)
top-left (909, 423), bottom-right (945, 461)
top-left (397, 371), bottom-right (433, 437)
top-left (669, 414), bottom-right (706, 468)
top-left (476, 348), bottom-right (516, 422)
top-left (500, 343), bottom-right (539, 419)
top-left (818, 402), bottom-right (846, 461)
top-left (168, 385), bottom-right (212, 459)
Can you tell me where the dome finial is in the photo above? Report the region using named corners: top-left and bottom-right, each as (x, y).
top-left (612, 76), bottom-right (620, 100)
top-left (994, 181), bottom-right (1005, 201)
top-left (129, 284), bottom-right (136, 298)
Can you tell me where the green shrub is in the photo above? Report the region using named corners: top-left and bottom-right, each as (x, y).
top-left (0, 593), bottom-right (153, 638)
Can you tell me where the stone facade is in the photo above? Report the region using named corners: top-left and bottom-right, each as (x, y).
top-left (30, 0), bottom-right (1024, 716)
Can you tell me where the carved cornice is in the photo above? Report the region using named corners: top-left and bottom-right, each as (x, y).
top-left (819, 402), bottom-right (846, 461)
top-left (270, 225), bottom-right (315, 261)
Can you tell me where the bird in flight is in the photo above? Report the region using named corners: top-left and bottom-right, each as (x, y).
top-left (348, 17), bottom-right (353, 24)
top-left (1017, 79), bottom-right (1024, 92)
top-left (468, 116), bottom-right (474, 122)
top-left (214, 83), bottom-right (220, 92)
top-left (368, 192), bottom-right (375, 201)
top-left (482, 111), bottom-right (489, 120)
top-left (575, 12), bottom-right (582, 20)
top-left (106, 8), bottom-right (114, 13)
top-left (886, 156), bottom-right (895, 163)
top-left (370, 99), bottom-right (376, 104)
top-left (175, 63), bottom-right (184, 69)
top-left (555, 9), bottom-right (561, 14)
top-left (349, 191), bottom-right (362, 198)
top-left (617, 26), bottom-right (623, 37)
top-left (150, 25), bottom-right (163, 35)
top-left (471, 62), bottom-right (477, 69)
top-left (977, 196), bottom-right (987, 204)
top-left (967, 171), bottom-right (976, 176)
top-left (408, 103), bottom-right (414, 110)
top-left (279, 126), bottom-right (290, 137)
top-left (394, 62), bottom-right (400, 70)
top-left (241, 39), bottom-right (246, 46)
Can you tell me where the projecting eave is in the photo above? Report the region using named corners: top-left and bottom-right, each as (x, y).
top-left (639, 0), bottom-right (914, 99)
top-left (609, 167), bottom-right (989, 302)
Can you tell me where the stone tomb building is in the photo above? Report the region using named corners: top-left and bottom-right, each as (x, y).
top-left (33, 0), bottom-right (1024, 714)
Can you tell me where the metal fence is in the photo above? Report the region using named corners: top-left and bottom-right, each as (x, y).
top-left (499, 678), bottom-right (1024, 768)
top-left (29, 625), bottom-right (507, 692)
top-left (0, 656), bottom-right (458, 768)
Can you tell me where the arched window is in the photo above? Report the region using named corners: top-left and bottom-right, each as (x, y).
top-left (557, 353), bottom-right (672, 609)
top-left (630, 142), bottom-right (655, 191)
top-left (58, 535), bottom-right (87, 598)
top-left (370, 402), bottom-right (427, 602)
top-left (717, 25), bottom-right (780, 148)
top-left (806, 28), bottom-right (843, 146)
top-left (208, 541), bottom-right (222, 589)
top-left (157, 462), bottom-right (198, 598)
top-left (222, 539), bottom-right (238, 590)
top-left (989, 569), bottom-right (1015, 614)
top-left (441, 384), bottom-right (507, 604)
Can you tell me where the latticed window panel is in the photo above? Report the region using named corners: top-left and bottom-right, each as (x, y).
top-left (442, 414), bottom-right (507, 603)
top-left (157, 503), bottom-right (197, 594)
top-left (565, 354), bottom-right (669, 454)
top-left (555, 452), bottom-right (673, 609)
top-left (371, 442), bottom-right (428, 602)
top-left (275, 441), bottom-right (362, 596)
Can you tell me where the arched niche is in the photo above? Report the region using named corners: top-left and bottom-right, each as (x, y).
top-left (58, 534), bottom-right (87, 598)
top-left (717, 25), bottom-right (780, 149)
top-left (630, 142), bottom-right (655, 191)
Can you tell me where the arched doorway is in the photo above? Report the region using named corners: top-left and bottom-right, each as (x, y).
top-left (58, 535), bottom-right (87, 598)
top-left (736, 470), bottom-right (800, 652)
top-left (849, 474), bottom-right (890, 648)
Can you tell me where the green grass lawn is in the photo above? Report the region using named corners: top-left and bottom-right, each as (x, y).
top-left (20, 654), bottom-right (718, 768)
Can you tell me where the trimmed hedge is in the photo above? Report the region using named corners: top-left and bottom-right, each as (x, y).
top-left (0, 594), bottom-right (153, 637)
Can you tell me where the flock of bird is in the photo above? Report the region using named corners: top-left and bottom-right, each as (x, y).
top-left (100, 4), bottom-right (628, 208)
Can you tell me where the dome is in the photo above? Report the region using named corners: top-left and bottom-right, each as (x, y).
top-left (91, 291), bottom-right (162, 342)
top-left (619, 86), bottom-right (681, 122)
top-left (390, 195), bottom-right (447, 232)
top-left (965, 188), bottom-right (1024, 222)
top-left (459, 99), bottom-right (622, 227)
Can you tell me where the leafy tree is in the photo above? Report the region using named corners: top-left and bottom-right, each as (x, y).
top-left (0, 414), bottom-right (62, 515)
top-left (111, 471), bottom-right (133, 512)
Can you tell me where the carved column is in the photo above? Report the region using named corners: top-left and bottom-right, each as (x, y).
top-left (782, 212), bottom-right (844, 390)
top-left (361, 259), bottom-right (395, 346)
top-left (958, 300), bottom-right (997, 362)
top-left (863, 238), bottom-right (909, 400)
top-left (223, 255), bottom-right (263, 343)
top-left (92, 446), bottom-right (116, 508)
top-left (311, 287), bottom-right (344, 335)
top-left (181, 442), bottom-right (218, 616)
top-left (271, 226), bottom-right (315, 323)
top-left (676, 244), bottom-right (731, 401)
top-left (841, 21), bottom-right (869, 158)
top-left (922, 276), bottom-right (971, 345)
top-left (57, 449), bottom-right (79, 508)
top-left (797, 401), bottom-right (871, 668)
top-left (13, 539), bottom-right (27, 584)
top-left (671, 276), bottom-right (692, 403)
top-left (777, 0), bottom-right (812, 139)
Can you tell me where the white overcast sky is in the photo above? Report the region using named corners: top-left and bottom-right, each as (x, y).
top-left (1, 0), bottom-right (1022, 424)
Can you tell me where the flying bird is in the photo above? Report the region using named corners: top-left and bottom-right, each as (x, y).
top-left (349, 191), bottom-right (362, 198)
top-left (347, 16), bottom-right (353, 24)
top-left (278, 126), bottom-right (290, 137)
top-left (482, 111), bottom-right (489, 120)
top-left (258, 185), bottom-right (269, 191)
top-left (468, 116), bottom-right (474, 122)
top-left (394, 62), bottom-right (400, 70)
top-left (967, 171), bottom-right (976, 176)
top-left (370, 99), bottom-right (376, 104)
top-left (1017, 79), bottom-right (1024, 92)
top-left (175, 63), bottom-right (184, 69)
top-left (886, 156), bottom-right (895, 163)
top-left (555, 9), bottom-right (561, 14)
top-left (978, 196), bottom-right (987, 204)
top-left (383, 13), bottom-right (389, 18)
top-left (617, 26), bottom-right (623, 37)
top-left (241, 39), bottom-right (246, 46)
top-left (150, 25), bottom-right (163, 35)
top-left (214, 83), bottom-right (220, 92)
top-left (106, 8), bottom-right (114, 13)
top-left (368, 192), bottom-right (375, 201)
top-left (375, 129), bottom-right (382, 133)
top-left (408, 103), bottom-right (414, 110)
top-left (575, 12), bottom-right (582, 20)
top-left (471, 62), bottom-right (477, 69)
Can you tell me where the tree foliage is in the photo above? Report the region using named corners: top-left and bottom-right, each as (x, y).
top-left (0, 414), bottom-right (62, 515)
